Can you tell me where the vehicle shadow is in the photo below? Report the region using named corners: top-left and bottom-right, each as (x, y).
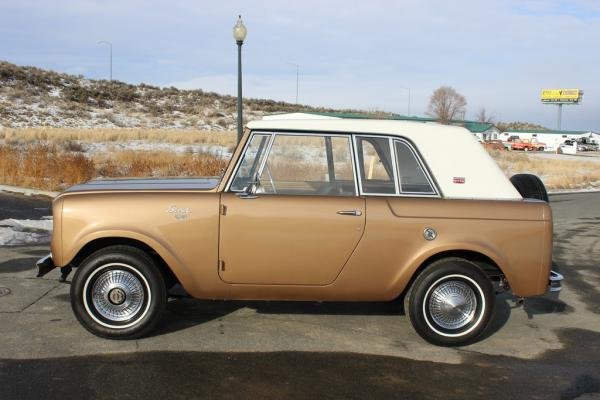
top-left (155, 289), bottom-right (574, 343)
top-left (152, 295), bottom-right (405, 337)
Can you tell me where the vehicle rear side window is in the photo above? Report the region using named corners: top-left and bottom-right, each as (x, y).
top-left (230, 133), bottom-right (271, 192)
top-left (355, 136), bottom-right (396, 194)
top-left (394, 140), bottom-right (435, 194)
top-left (257, 134), bottom-right (356, 196)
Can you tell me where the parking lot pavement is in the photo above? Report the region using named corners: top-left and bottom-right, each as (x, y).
top-left (1, 192), bottom-right (599, 399)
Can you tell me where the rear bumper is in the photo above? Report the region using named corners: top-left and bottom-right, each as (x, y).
top-left (549, 270), bottom-right (564, 292)
top-left (36, 253), bottom-right (56, 277)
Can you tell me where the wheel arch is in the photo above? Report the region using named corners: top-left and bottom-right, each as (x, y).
top-left (68, 236), bottom-right (181, 290)
top-left (397, 249), bottom-right (506, 300)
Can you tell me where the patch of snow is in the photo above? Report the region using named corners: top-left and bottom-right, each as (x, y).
top-left (82, 140), bottom-right (232, 158)
top-left (0, 218), bottom-right (53, 246)
top-left (48, 87), bottom-right (61, 97)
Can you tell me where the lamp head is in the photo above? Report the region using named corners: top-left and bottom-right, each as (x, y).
top-left (233, 15), bottom-right (247, 43)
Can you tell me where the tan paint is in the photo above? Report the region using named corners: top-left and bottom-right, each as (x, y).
top-left (219, 193), bottom-right (365, 285)
top-left (53, 129), bottom-right (553, 301)
top-left (56, 191), bottom-right (228, 298)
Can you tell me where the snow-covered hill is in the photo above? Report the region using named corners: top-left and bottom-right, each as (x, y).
top-left (0, 61), bottom-right (345, 130)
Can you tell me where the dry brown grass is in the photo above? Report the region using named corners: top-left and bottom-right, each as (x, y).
top-left (0, 144), bottom-right (228, 191)
top-left (94, 150), bottom-right (228, 179)
top-left (0, 145), bottom-right (95, 190)
top-left (1, 129), bottom-right (599, 192)
top-left (0, 127), bottom-right (237, 147)
top-left (489, 150), bottom-right (600, 190)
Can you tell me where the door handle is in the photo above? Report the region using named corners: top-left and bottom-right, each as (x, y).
top-left (337, 210), bottom-right (362, 216)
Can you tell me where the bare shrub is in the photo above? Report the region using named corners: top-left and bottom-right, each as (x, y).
top-left (426, 86), bottom-right (467, 124)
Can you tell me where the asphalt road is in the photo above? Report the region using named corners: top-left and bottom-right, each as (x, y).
top-left (0, 191), bottom-right (599, 399)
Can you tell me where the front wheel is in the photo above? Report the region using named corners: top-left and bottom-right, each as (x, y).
top-left (70, 245), bottom-right (166, 339)
top-left (405, 258), bottom-right (494, 346)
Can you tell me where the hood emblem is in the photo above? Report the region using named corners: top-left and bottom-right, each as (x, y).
top-left (166, 205), bottom-right (191, 220)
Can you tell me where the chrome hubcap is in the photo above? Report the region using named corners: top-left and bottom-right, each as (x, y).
top-left (428, 280), bottom-right (477, 330)
top-left (91, 270), bottom-right (145, 322)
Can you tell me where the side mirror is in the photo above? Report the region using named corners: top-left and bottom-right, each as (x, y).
top-left (238, 174), bottom-right (260, 199)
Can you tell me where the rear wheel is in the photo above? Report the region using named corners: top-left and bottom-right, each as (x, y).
top-left (405, 258), bottom-right (494, 346)
top-left (70, 245), bottom-right (166, 339)
top-left (510, 173), bottom-right (549, 202)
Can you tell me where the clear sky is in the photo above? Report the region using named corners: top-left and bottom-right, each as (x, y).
top-left (1, 0), bottom-right (599, 130)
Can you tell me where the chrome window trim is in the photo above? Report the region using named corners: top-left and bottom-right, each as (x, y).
top-left (389, 138), bottom-right (400, 194)
top-left (352, 134), bottom-right (397, 196)
top-left (256, 134), bottom-right (276, 180)
top-left (353, 134), bottom-right (441, 198)
top-left (225, 131), bottom-right (273, 193)
top-left (226, 130), bottom-right (359, 197)
top-left (393, 138), bottom-right (439, 196)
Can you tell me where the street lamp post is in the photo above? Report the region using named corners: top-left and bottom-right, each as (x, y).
top-left (399, 86), bottom-right (411, 116)
top-left (97, 41), bottom-right (112, 81)
top-left (287, 62), bottom-right (299, 104)
top-left (233, 15), bottom-right (247, 144)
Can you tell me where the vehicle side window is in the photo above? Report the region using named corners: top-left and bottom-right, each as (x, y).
top-left (356, 136), bottom-right (396, 194)
top-left (230, 133), bottom-right (271, 192)
top-left (394, 140), bottom-right (435, 194)
top-left (257, 134), bottom-right (356, 196)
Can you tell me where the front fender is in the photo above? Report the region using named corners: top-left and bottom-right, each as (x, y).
top-left (62, 229), bottom-right (196, 291)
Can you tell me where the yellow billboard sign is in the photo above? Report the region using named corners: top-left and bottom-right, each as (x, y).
top-left (541, 89), bottom-right (582, 103)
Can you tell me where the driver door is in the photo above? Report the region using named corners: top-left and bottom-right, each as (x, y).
top-left (218, 132), bottom-right (365, 286)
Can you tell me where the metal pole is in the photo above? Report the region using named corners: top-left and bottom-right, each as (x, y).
top-left (295, 64), bottom-right (299, 104)
top-left (237, 40), bottom-right (243, 143)
top-left (97, 41), bottom-right (112, 81)
top-left (557, 103), bottom-right (562, 130)
top-left (109, 43), bottom-right (112, 82)
top-left (287, 63), bottom-right (299, 104)
top-left (399, 86), bottom-right (410, 116)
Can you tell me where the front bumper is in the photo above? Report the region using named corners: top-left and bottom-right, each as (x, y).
top-left (36, 253), bottom-right (72, 282)
top-left (36, 253), bottom-right (55, 277)
top-left (549, 270), bottom-right (564, 292)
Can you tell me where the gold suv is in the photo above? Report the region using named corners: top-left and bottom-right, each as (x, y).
top-left (37, 117), bottom-right (562, 346)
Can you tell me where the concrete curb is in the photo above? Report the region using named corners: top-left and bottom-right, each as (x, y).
top-left (549, 189), bottom-right (600, 195)
top-left (0, 184), bottom-right (59, 198)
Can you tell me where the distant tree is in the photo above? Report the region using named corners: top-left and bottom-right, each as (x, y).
top-left (475, 107), bottom-right (495, 124)
top-left (426, 86), bottom-right (467, 124)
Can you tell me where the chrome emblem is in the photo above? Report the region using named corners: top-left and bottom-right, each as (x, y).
top-left (423, 227), bottom-right (437, 241)
top-left (166, 205), bottom-right (191, 220)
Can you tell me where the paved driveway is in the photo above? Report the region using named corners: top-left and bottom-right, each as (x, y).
top-left (0, 192), bottom-right (599, 399)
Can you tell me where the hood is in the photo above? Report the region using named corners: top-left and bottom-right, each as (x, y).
top-left (63, 177), bottom-right (220, 193)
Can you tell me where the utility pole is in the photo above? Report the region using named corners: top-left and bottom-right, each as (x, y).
top-left (97, 41), bottom-right (113, 81)
top-left (287, 62), bottom-right (299, 104)
top-left (399, 86), bottom-right (411, 116)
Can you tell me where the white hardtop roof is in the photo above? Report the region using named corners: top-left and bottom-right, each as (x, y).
top-left (247, 114), bottom-right (522, 201)
top-left (249, 113), bottom-right (469, 140)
